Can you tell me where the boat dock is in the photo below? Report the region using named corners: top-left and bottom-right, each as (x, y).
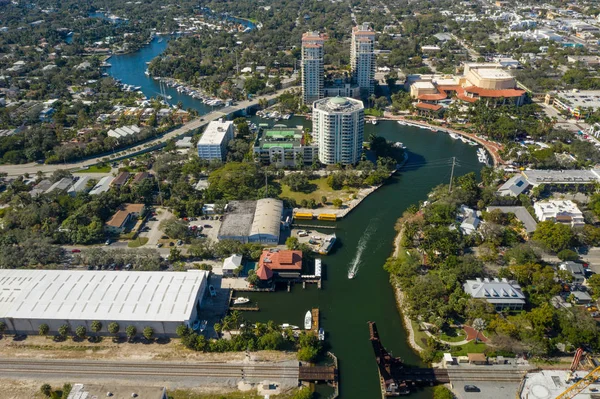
top-left (292, 224), bottom-right (337, 230)
top-left (292, 229), bottom-right (337, 255)
top-left (310, 308), bottom-right (320, 332)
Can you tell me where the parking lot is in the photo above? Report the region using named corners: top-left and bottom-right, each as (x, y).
top-left (188, 216), bottom-right (222, 242)
top-left (137, 207), bottom-right (174, 247)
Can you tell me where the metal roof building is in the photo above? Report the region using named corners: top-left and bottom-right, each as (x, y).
top-left (218, 199), bottom-right (283, 245)
top-left (0, 269), bottom-right (208, 337)
top-left (89, 175), bottom-right (114, 195)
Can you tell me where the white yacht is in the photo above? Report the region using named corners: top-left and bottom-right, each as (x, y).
top-left (233, 297), bottom-right (250, 305)
top-left (304, 311), bottom-right (312, 330)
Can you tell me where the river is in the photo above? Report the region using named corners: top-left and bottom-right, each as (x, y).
top-left (108, 39), bottom-right (482, 398)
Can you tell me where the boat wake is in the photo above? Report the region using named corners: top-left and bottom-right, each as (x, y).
top-left (348, 221), bottom-right (377, 279)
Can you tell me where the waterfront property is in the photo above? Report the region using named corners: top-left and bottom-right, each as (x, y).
top-left (223, 254), bottom-right (243, 277)
top-left (197, 119), bottom-right (234, 161)
top-left (218, 198), bottom-right (283, 244)
top-left (497, 174), bottom-right (530, 197)
top-left (486, 206), bottom-right (538, 234)
top-left (253, 126), bottom-right (318, 167)
top-left (0, 269), bottom-right (209, 336)
top-left (312, 96), bottom-right (364, 165)
top-left (301, 31), bottom-right (325, 105)
top-left (463, 278), bottom-right (526, 311)
top-left (257, 249), bottom-right (303, 280)
top-left (351, 23), bottom-right (376, 96)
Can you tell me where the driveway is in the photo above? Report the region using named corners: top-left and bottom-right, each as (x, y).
top-left (139, 207), bottom-right (174, 247)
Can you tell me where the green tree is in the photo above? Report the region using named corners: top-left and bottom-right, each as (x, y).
top-left (58, 324), bottom-right (69, 339)
top-left (332, 198), bottom-right (343, 208)
top-left (286, 236), bottom-right (299, 250)
top-left (75, 325), bottom-right (87, 339)
top-left (0, 321), bottom-right (6, 334)
top-left (91, 320), bottom-right (102, 340)
top-left (143, 326), bottom-right (155, 341)
top-left (126, 325), bottom-right (137, 341)
top-left (176, 324), bottom-right (190, 337)
top-left (588, 274), bottom-right (600, 300)
top-left (433, 385), bottom-right (454, 399)
top-left (293, 387), bottom-right (314, 399)
top-left (40, 384), bottom-right (53, 397)
top-left (533, 221), bottom-right (574, 252)
top-left (247, 269), bottom-right (260, 285)
top-left (38, 323), bottom-right (50, 336)
top-left (557, 249), bottom-right (579, 262)
top-left (108, 322), bottom-right (120, 338)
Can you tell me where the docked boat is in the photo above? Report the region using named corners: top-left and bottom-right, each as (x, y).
top-left (317, 233), bottom-right (336, 255)
top-left (304, 311), bottom-right (312, 330)
top-left (233, 297), bottom-right (250, 305)
top-left (393, 142), bottom-right (406, 149)
top-left (199, 320), bottom-right (208, 332)
top-left (144, 69), bottom-right (150, 77)
top-left (468, 141), bottom-right (478, 146)
top-left (348, 270), bottom-right (355, 279)
top-left (397, 120), bottom-right (406, 125)
top-left (449, 133), bottom-right (460, 140)
top-left (318, 328), bottom-right (325, 341)
top-left (281, 323), bottom-right (300, 330)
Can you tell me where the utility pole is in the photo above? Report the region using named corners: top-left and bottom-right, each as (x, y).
top-left (448, 157), bottom-right (456, 193)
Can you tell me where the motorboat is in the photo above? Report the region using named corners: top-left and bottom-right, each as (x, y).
top-left (318, 328), bottom-right (325, 341)
top-left (233, 297), bottom-right (250, 305)
top-left (449, 133), bottom-right (460, 140)
top-left (280, 323), bottom-right (300, 330)
top-left (397, 120), bottom-right (406, 125)
top-left (393, 142), bottom-right (406, 149)
top-left (468, 141), bottom-right (478, 146)
top-left (348, 270), bottom-right (355, 279)
top-left (199, 320), bottom-right (208, 332)
top-left (304, 311), bottom-right (312, 330)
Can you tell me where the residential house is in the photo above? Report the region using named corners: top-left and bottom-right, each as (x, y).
top-left (559, 261), bottom-right (586, 284)
top-left (104, 203), bottom-right (145, 234)
top-left (497, 174), bottom-right (529, 197)
top-left (222, 254), bottom-right (242, 277)
top-left (456, 205), bottom-right (480, 235)
top-left (570, 290), bottom-right (592, 305)
top-left (110, 171), bottom-right (130, 188)
top-left (463, 277), bottom-right (526, 311)
top-left (486, 206), bottom-right (538, 234)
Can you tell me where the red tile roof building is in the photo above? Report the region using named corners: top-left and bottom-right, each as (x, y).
top-left (257, 249), bottom-right (303, 280)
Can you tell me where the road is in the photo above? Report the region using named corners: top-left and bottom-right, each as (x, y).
top-left (2, 87), bottom-right (299, 177)
top-left (0, 357), bottom-right (299, 385)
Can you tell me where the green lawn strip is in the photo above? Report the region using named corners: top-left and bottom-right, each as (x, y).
top-left (439, 328), bottom-right (467, 343)
top-left (448, 340), bottom-right (487, 356)
top-left (279, 177), bottom-right (356, 204)
top-left (411, 320), bottom-right (430, 348)
top-left (128, 237), bottom-right (149, 248)
top-left (76, 164), bottom-right (111, 173)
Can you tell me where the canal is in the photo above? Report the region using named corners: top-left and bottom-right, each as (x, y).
top-left (108, 40), bottom-right (482, 398)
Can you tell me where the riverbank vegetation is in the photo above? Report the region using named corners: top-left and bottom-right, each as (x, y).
top-left (387, 169), bottom-right (600, 363)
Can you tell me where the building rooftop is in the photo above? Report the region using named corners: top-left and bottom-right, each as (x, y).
top-left (89, 175), bottom-right (114, 195)
top-left (0, 269), bottom-right (208, 322)
top-left (313, 96), bottom-right (364, 113)
top-left (259, 249), bottom-right (303, 271)
top-left (521, 169), bottom-right (600, 185)
top-left (105, 203), bottom-right (144, 228)
top-left (256, 127), bottom-right (304, 149)
top-left (486, 206), bottom-right (538, 233)
top-left (463, 277), bottom-right (526, 304)
top-left (198, 120), bottom-right (234, 146)
top-left (553, 90), bottom-right (600, 110)
top-left (67, 383), bottom-right (167, 399)
top-left (250, 198), bottom-right (284, 238)
top-left (68, 176), bottom-right (92, 195)
top-left (520, 370), bottom-right (600, 399)
top-left (497, 174), bottom-right (530, 196)
top-left (45, 177), bottom-right (73, 194)
top-left (218, 200), bottom-right (257, 238)
top-left (223, 254), bottom-right (242, 271)
top-left (471, 67), bottom-right (513, 80)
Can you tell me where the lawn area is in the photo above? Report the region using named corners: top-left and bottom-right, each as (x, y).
top-left (128, 237), bottom-right (149, 248)
top-left (411, 320), bottom-right (430, 348)
top-left (279, 177), bottom-right (357, 204)
top-left (440, 328), bottom-right (467, 343)
top-left (77, 164), bottom-right (111, 173)
top-left (448, 340), bottom-right (487, 356)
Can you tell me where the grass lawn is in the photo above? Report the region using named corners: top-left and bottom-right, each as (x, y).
top-left (77, 164), bottom-right (111, 173)
top-left (128, 237), bottom-right (149, 248)
top-left (440, 328), bottom-right (467, 343)
top-left (448, 340), bottom-right (487, 356)
top-left (169, 389), bottom-right (302, 399)
top-left (411, 320), bottom-right (430, 348)
top-left (279, 177), bottom-right (357, 204)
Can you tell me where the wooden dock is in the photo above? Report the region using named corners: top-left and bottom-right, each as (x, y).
top-left (230, 305), bottom-right (259, 312)
top-left (311, 308), bottom-right (319, 332)
top-left (292, 224), bottom-right (337, 229)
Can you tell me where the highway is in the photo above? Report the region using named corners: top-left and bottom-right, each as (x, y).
top-left (0, 358), bottom-right (299, 380)
top-left (1, 87), bottom-right (299, 177)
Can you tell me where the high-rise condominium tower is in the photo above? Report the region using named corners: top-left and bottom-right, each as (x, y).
top-left (351, 23), bottom-right (376, 96)
top-left (312, 96), bottom-right (364, 165)
top-left (301, 31), bottom-right (325, 105)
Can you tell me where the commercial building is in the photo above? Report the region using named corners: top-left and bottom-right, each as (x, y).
top-left (521, 169), bottom-right (600, 187)
top-left (301, 31), bottom-right (325, 105)
top-left (89, 175), bottom-right (115, 195)
top-left (257, 249), bottom-right (303, 280)
top-left (312, 96), bottom-right (364, 165)
top-left (197, 119), bottom-right (235, 161)
top-left (463, 277), bottom-right (526, 311)
top-left (253, 126), bottom-right (318, 167)
top-left (68, 384), bottom-right (167, 399)
top-left (105, 203), bottom-right (145, 233)
top-left (351, 23), bottom-right (376, 96)
top-left (218, 198), bottom-right (283, 244)
top-left (409, 63), bottom-right (527, 107)
top-left (533, 200), bottom-right (584, 227)
top-left (0, 269), bottom-right (209, 337)
top-left (545, 90), bottom-right (600, 119)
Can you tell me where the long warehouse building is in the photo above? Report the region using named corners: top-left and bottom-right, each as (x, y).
top-left (0, 269), bottom-right (209, 337)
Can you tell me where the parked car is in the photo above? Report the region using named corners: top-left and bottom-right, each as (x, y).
top-left (169, 242), bottom-right (174, 246)
top-left (71, 249), bottom-right (81, 253)
top-left (464, 385), bottom-right (480, 392)
top-left (177, 240), bottom-right (183, 246)
top-left (105, 239), bottom-right (112, 246)
top-left (204, 224), bottom-right (212, 228)
top-left (156, 243), bottom-right (163, 248)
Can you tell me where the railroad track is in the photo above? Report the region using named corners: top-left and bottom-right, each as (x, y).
top-left (447, 368), bottom-right (526, 382)
top-left (0, 358), bottom-right (299, 379)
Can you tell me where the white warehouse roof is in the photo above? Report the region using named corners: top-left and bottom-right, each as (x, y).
top-left (250, 198), bottom-right (283, 238)
top-left (0, 269), bottom-right (208, 323)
